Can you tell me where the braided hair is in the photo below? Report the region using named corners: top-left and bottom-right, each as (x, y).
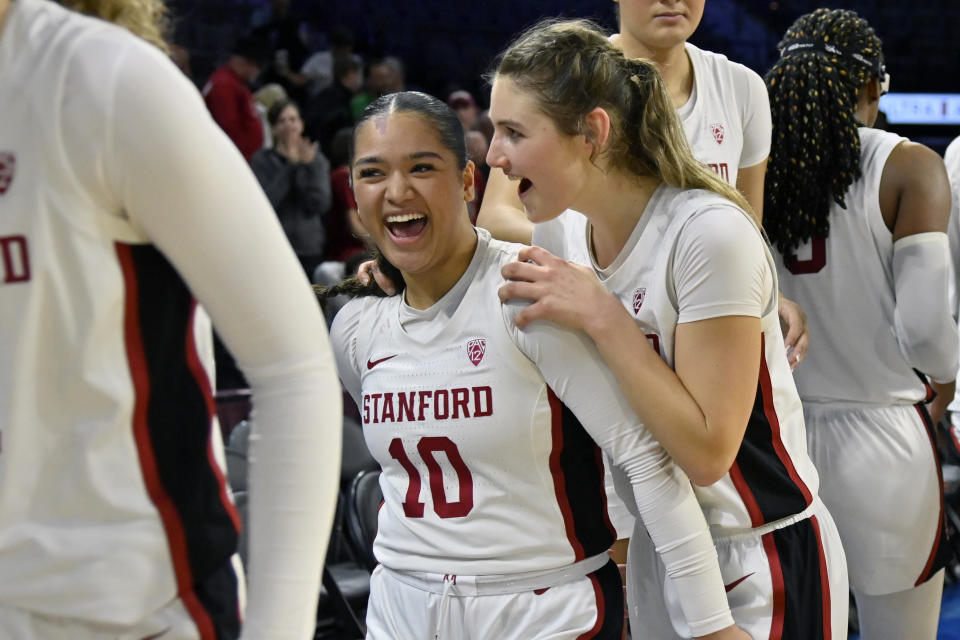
top-left (764, 8), bottom-right (885, 255)
top-left (312, 249), bottom-right (403, 305)
top-left (489, 18), bottom-right (753, 219)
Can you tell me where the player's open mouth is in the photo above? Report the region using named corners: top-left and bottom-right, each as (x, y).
top-left (518, 178), bottom-right (533, 197)
top-left (385, 212), bottom-right (428, 240)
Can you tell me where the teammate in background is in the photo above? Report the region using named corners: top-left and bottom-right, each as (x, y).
top-left (0, 1), bottom-right (342, 638)
top-left (764, 9), bottom-right (957, 640)
top-left (325, 91), bottom-right (749, 640)
top-left (487, 20), bottom-right (848, 639)
top-left (474, 0), bottom-right (810, 370)
top-left (943, 135), bottom-right (960, 459)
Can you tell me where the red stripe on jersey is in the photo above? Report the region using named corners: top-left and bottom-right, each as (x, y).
top-left (913, 404), bottom-right (946, 586)
top-left (758, 335), bottom-right (813, 506)
top-left (594, 447), bottom-right (616, 539)
top-left (762, 532), bottom-right (786, 640)
top-left (548, 389), bottom-right (585, 561)
top-left (184, 301), bottom-right (242, 533)
top-left (577, 573), bottom-right (605, 639)
top-left (729, 461), bottom-right (765, 527)
top-left (117, 244), bottom-right (217, 640)
top-left (810, 515), bottom-right (832, 640)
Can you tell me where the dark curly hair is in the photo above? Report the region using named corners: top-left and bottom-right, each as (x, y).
top-left (764, 8), bottom-right (885, 255)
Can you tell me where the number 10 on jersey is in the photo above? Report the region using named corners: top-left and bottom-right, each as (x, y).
top-left (388, 436), bottom-right (474, 518)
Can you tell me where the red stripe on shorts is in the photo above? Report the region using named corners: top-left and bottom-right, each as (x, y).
top-left (810, 515), bottom-right (832, 639)
top-left (913, 404), bottom-right (946, 586)
top-left (762, 532), bottom-right (786, 640)
top-left (577, 573), bottom-right (606, 639)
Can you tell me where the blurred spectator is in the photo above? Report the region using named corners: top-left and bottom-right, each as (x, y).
top-left (304, 53), bottom-right (364, 155)
top-left (369, 56), bottom-right (405, 94)
top-left (475, 108), bottom-right (494, 146)
top-left (350, 56), bottom-right (405, 121)
top-left (465, 130), bottom-right (488, 223)
top-left (253, 82), bottom-right (289, 148)
top-left (251, 99), bottom-right (332, 276)
top-left (447, 89), bottom-right (479, 132)
top-left (322, 127), bottom-right (368, 264)
top-left (300, 25), bottom-right (357, 97)
top-left (202, 34), bottom-right (269, 161)
top-left (252, 0), bottom-right (310, 101)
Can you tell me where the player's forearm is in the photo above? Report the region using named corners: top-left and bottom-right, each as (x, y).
top-left (476, 203), bottom-right (534, 244)
top-left (585, 308), bottom-right (723, 485)
top-left (475, 168), bottom-right (534, 244)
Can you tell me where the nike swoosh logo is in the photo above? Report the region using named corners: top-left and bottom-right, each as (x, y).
top-left (724, 572), bottom-right (755, 592)
top-left (367, 355), bottom-right (397, 370)
top-left (141, 628), bottom-right (171, 640)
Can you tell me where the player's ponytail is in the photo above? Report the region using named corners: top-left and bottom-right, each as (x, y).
top-left (622, 56), bottom-right (753, 217)
top-left (764, 8), bottom-right (885, 255)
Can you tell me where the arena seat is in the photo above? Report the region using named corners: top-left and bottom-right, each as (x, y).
top-left (345, 469), bottom-right (382, 573)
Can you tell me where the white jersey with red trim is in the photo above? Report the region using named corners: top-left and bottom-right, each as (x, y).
top-left (540, 41), bottom-right (772, 345)
top-left (775, 128), bottom-right (929, 406)
top-left (331, 230), bottom-right (731, 631)
top-left (0, 0), bottom-right (342, 635)
top-left (680, 42), bottom-right (771, 185)
top-left (943, 136), bottom-right (960, 413)
top-left (0, 1), bottom-right (234, 624)
top-left (535, 186), bottom-right (820, 536)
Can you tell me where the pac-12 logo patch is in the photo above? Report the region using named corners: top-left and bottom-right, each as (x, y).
top-left (632, 287), bottom-right (647, 315)
top-left (710, 123), bottom-right (725, 145)
top-left (0, 153), bottom-right (14, 195)
top-left (467, 338), bottom-right (486, 366)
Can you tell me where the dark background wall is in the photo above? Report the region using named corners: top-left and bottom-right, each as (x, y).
top-left (169, 0), bottom-right (960, 150)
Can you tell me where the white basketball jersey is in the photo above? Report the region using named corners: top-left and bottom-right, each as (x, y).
top-left (537, 186), bottom-right (819, 535)
top-left (332, 232), bottom-right (619, 575)
top-left (680, 42), bottom-right (772, 186)
top-left (542, 42), bottom-right (772, 285)
top-left (944, 136), bottom-right (960, 413)
top-left (0, 0), bottom-right (236, 625)
top-left (775, 128), bottom-right (928, 406)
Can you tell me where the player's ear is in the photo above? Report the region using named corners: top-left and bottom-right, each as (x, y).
top-left (462, 160), bottom-right (476, 203)
top-left (583, 107), bottom-right (612, 162)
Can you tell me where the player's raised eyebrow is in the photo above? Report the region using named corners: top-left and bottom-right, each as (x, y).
top-left (354, 151), bottom-right (446, 165)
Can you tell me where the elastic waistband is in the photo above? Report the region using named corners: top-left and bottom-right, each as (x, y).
top-left (381, 552), bottom-right (610, 596)
top-left (802, 400), bottom-right (924, 415)
top-left (713, 496), bottom-right (827, 545)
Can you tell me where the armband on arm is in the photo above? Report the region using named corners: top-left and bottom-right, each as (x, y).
top-left (893, 232), bottom-right (959, 382)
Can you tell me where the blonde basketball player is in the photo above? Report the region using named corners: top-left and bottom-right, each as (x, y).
top-left (0, 0), bottom-right (342, 638)
top-left (765, 9), bottom-right (958, 640)
top-left (474, 0), bottom-right (810, 369)
top-left (487, 19), bottom-right (848, 640)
